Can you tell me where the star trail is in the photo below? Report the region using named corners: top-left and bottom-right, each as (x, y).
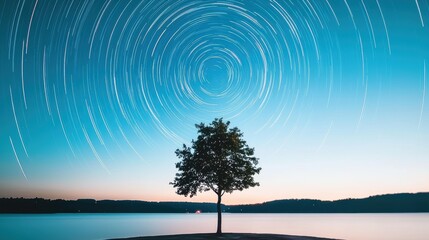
top-left (0, 0), bottom-right (428, 203)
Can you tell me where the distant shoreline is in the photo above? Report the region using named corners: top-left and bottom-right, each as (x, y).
top-left (111, 233), bottom-right (337, 240)
top-left (1, 192), bottom-right (428, 213)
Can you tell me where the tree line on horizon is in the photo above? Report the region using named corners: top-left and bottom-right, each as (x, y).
top-left (2, 192), bottom-right (428, 213)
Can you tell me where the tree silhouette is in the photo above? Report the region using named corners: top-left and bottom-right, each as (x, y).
top-left (171, 118), bottom-right (261, 234)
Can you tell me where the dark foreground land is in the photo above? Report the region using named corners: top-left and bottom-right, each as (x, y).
top-left (113, 233), bottom-right (337, 240)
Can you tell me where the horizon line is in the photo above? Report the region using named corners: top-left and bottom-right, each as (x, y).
top-left (2, 191), bottom-right (428, 205)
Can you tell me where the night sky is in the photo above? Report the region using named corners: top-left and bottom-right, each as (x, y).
top-left (0, 0), bottom-right (428, 204)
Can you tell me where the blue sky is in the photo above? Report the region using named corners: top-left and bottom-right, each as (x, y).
top-left (1, 0), bottom-right (428, 204)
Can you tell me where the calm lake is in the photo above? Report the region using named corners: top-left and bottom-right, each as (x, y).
top-left (0, 213), bottom-right (428, 240)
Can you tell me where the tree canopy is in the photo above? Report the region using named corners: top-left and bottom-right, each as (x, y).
top-left (171, 118), bottom-right (261, 234)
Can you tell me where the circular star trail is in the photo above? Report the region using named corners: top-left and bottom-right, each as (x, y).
top-left (0, 0), bottom-right (428, 180)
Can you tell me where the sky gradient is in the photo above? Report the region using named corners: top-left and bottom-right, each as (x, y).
top-left (1, 0), bottom-right (428, 204)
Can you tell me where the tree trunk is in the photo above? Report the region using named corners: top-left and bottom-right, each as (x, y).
top-left (216, 193), bottom-right (222, 234)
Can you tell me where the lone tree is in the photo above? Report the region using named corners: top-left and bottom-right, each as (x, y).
top-left (171, 118), bottom-right (261, 234)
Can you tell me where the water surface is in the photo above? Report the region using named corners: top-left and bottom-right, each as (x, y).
top-left (0, 213), bottom-right (428, 240)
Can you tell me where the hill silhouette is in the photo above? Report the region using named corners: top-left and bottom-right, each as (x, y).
top-left (1, 192), bottom-right (428, 213)
top-left (227, 192), bottom-right (429, 213)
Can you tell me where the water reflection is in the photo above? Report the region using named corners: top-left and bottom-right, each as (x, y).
top-left (0, 213), bottom-right (428, 240)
